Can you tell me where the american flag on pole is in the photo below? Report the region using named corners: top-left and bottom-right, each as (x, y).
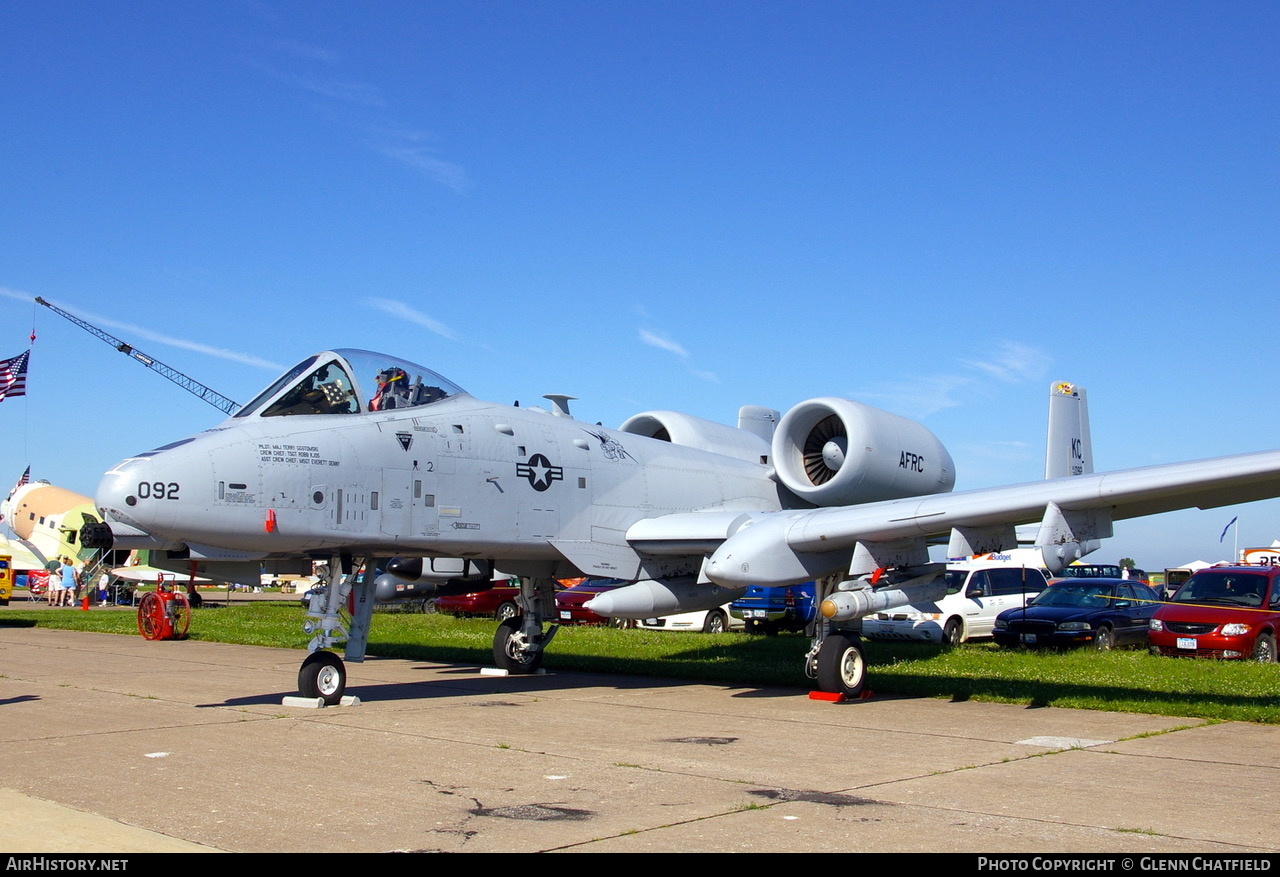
top-left (0, 350), bottom-right (30, 401)
top-left (4, 466), bottom-right (29, 512)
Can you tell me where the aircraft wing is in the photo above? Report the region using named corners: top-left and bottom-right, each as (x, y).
top-left (702, 449), bottom-right (1280, 588)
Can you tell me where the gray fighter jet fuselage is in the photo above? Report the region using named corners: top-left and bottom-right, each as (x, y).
top-left (89, 349), bottom-right (1280, 702)
top-left (94, 348), bottom-right (955, 589)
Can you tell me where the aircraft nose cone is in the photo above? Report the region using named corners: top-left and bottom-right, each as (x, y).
top-left (583, 593), bottom-right (615, 616)
top-left (95, 456), bottom-right (164, 534)
top-left (96, 460), bottom-right (139, 516)
top-left (702, 551), bottom-right (743, 587)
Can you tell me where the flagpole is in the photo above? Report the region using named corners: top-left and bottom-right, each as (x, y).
top-left (1219, 516), bottom-right (1239, 561)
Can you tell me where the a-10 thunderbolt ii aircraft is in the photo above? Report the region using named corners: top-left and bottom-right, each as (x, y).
top-left (85, 349), bottom-right (1280, 702)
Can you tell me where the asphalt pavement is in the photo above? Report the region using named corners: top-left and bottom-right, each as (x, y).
top-left (0, 621), bottom-right (1277, 853)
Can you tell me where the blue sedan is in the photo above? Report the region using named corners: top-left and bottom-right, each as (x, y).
top-left (993, 577), bottom-right (1163, 650)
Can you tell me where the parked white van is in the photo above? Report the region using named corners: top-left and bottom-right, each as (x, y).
top-left (856, 553), bottom-right (1050, 645)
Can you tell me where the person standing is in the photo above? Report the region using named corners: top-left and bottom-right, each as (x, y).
top-left (44, 561), bottom-right (59, 606)
top-left (58, 557), bottom-right (76, 607)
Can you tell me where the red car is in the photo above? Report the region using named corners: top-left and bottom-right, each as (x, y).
top-left (434, 579), bottom-right (522, 621)
top-left (554, 579), bottom-right (631, 626)
top-left (1148, 565), bottom-right (1280, 661)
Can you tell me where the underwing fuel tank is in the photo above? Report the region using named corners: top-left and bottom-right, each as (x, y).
top-left (584, 578), bottom-right (747, 620)
top-left (819, 572), bottom-right (947, 622)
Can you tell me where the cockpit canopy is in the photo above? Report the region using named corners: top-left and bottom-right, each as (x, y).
top-left (234, 349), bottom-right (466, 418)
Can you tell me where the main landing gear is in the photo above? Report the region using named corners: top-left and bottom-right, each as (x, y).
top-left (811, 631), bottom-right (867, 698)
top-left (491, 575), bottom-right (559, 675)
top-left (805, 574), bottom-right (868, 699)
top-left (295, 556), bottom-right (376, 705)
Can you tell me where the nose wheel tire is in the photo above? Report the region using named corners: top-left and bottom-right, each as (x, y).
top-left (816, 633), bottom-right (866, 698)
top-left (299, 651), bottom-right (347, 705)
top-left (493, 616), bottom-right (544, 674)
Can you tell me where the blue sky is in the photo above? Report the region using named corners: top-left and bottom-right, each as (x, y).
top-left (2, 1), bottom-right (1277, 570)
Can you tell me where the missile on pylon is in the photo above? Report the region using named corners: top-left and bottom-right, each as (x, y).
top-left (820, 571), bottom-right (947, 622)
top-left (585, 577), bottom-right (747, 620)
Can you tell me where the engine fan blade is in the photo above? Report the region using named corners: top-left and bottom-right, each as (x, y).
top-left (802, 414), bottom-right (845, 485)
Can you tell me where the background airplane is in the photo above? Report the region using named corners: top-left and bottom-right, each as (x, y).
top-left (85, 350), bottom-right (1280, 702)
top-left (1, 477), bottom-right (202, 603)
top-left (2, 480), bottom-right (98, 572)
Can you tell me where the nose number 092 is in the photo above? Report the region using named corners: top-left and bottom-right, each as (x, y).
top-left (137, 481), bottom-right (180, 500)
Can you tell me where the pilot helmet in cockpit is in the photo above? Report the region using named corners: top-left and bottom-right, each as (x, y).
top-left (370, 367), bottom-right (410, 410)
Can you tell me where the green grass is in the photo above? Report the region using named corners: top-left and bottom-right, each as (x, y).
top-left (5, 600), bottom-right (1279, 723)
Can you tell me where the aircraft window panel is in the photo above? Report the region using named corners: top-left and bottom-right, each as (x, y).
top-left (236, 355), bottom-right (320, 418)
top-left (332, 349), bottom-right (462, 412)
top-left (238, 350), bottom-right (466, 420)
top-left (262, 361), bottom-right (360, 417)
top-left (371, 491), bottom-right (379, 511)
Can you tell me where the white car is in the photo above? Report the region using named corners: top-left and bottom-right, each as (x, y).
top-left (857, 565), bottom-right (1049, 645)
top-left (639, 604), bottom-right (743, 633)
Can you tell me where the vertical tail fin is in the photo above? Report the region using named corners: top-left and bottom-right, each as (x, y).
top-left (1045, 382), bottom-right (1092, 479)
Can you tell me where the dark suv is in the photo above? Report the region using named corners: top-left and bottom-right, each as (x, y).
top-left (1148, 565), bottom-right (1280, 661)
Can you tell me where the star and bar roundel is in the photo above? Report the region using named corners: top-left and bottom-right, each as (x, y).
top-left (517, 454), bottom-right (564, 491)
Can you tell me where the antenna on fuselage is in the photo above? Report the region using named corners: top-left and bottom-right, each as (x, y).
top-left (543, 394), bottom-right (577, 418)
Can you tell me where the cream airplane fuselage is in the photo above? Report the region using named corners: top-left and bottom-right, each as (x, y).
top-left (2, 482), bottom-right (96, 567)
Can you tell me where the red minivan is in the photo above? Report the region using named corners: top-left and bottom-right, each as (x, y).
top-left (1148, 565), bottom-right (1280, 661)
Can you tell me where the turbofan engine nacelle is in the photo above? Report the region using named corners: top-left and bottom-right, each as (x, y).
top-left (619, 410), bottom-right (772, 465)
top-left (772, 398), bottom-right (956, 506)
